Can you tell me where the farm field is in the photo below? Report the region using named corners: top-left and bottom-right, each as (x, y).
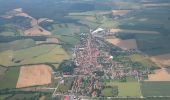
top-left (106, 82), bottom-right (141, 97)
top-left (151, 53), bottom-right (170, 67)
top-left (0, 67), bottom-right (20, 89)
top-left (16, 64), bottom-right (52, 88)
top-left (0, 44), bottom-right (70, 66)
top-left (106, 38), bottom-right (137, 50)
top-left (147, 69), bottom-right (170, 81)
top-left (141, 81), bottom-right (170, 97)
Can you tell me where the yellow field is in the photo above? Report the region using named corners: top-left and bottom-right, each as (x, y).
top-left (16, 64), bottom-right (52, 88)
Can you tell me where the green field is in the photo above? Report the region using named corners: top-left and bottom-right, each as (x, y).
top-left (106, 82), bottom-right (141, 97)
top-left (0, 39), bottom-right (35, 52)
top-left (101, 88), bottom-right (113, 97)
top-left (141, 81), bottom-right (170, 97)
top-left (0, 44), bottom-right (70, 67)
top-left (0, 67), bottom-right (20, 89)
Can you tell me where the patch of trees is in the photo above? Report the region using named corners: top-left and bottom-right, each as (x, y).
top-left (58, 60), bottom-right (76, 74)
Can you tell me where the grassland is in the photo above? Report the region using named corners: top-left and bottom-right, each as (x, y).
top-left (0, 67), bottom-right (20, 89)
top-left (141, 81), bottom-right (170, 97)
top-left (0, 44), bottom-right (70, 67)
top-left (106, 81), bottom-right (141, 97)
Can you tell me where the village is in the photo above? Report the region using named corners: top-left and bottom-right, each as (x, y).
top-left (51, 29), bottom-right (150, 99)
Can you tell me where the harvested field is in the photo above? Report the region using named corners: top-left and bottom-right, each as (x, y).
top-left (151, 54), bottom-right (170, 67)
top-left (147, 69), bottom-right (170, 81)
top-left (16, 64), bottom-right (52, 88)
top-left (107, 38), bottom-right (137, 50)
top-left (110, 29), bottom-right (159, 34)
top-left (112, 10), bottom-right (131, 16)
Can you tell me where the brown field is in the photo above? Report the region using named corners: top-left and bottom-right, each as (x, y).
top-left (143, 3), bottom-right (170, 7)
top-left (112, 10), bottom-right (131, 16)
top-left (16, 64), bottom-right (52, 88)
top-left (151, 54), bottom-right (170, 67)
top-left (110, 28), bottom-right (159, 34)
top-left (147, 69), bottom-right (170, 81)
top-left (107, 38), bottom-right (137, 50)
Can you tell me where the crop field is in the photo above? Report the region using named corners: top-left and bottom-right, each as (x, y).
top-left (151, 53), bottom-right (170, 67)
top-left (0, 44), bottom-right (70, 66)
top-left (16, 64), bottom-right (52, 88)
top-left (141, 81), bottom-right (170, 97)
top-left (0, 67), bottom-right (20, 89)
top-left (106, 38), bottom-right (137, 50)
top-left (147, 69), bottom-right (170, 81)
top-left (106, 82), bottom-right (141, 97)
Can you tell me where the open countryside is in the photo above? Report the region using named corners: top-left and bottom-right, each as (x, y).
top-left (0, 0), bottom-right (170, 100)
